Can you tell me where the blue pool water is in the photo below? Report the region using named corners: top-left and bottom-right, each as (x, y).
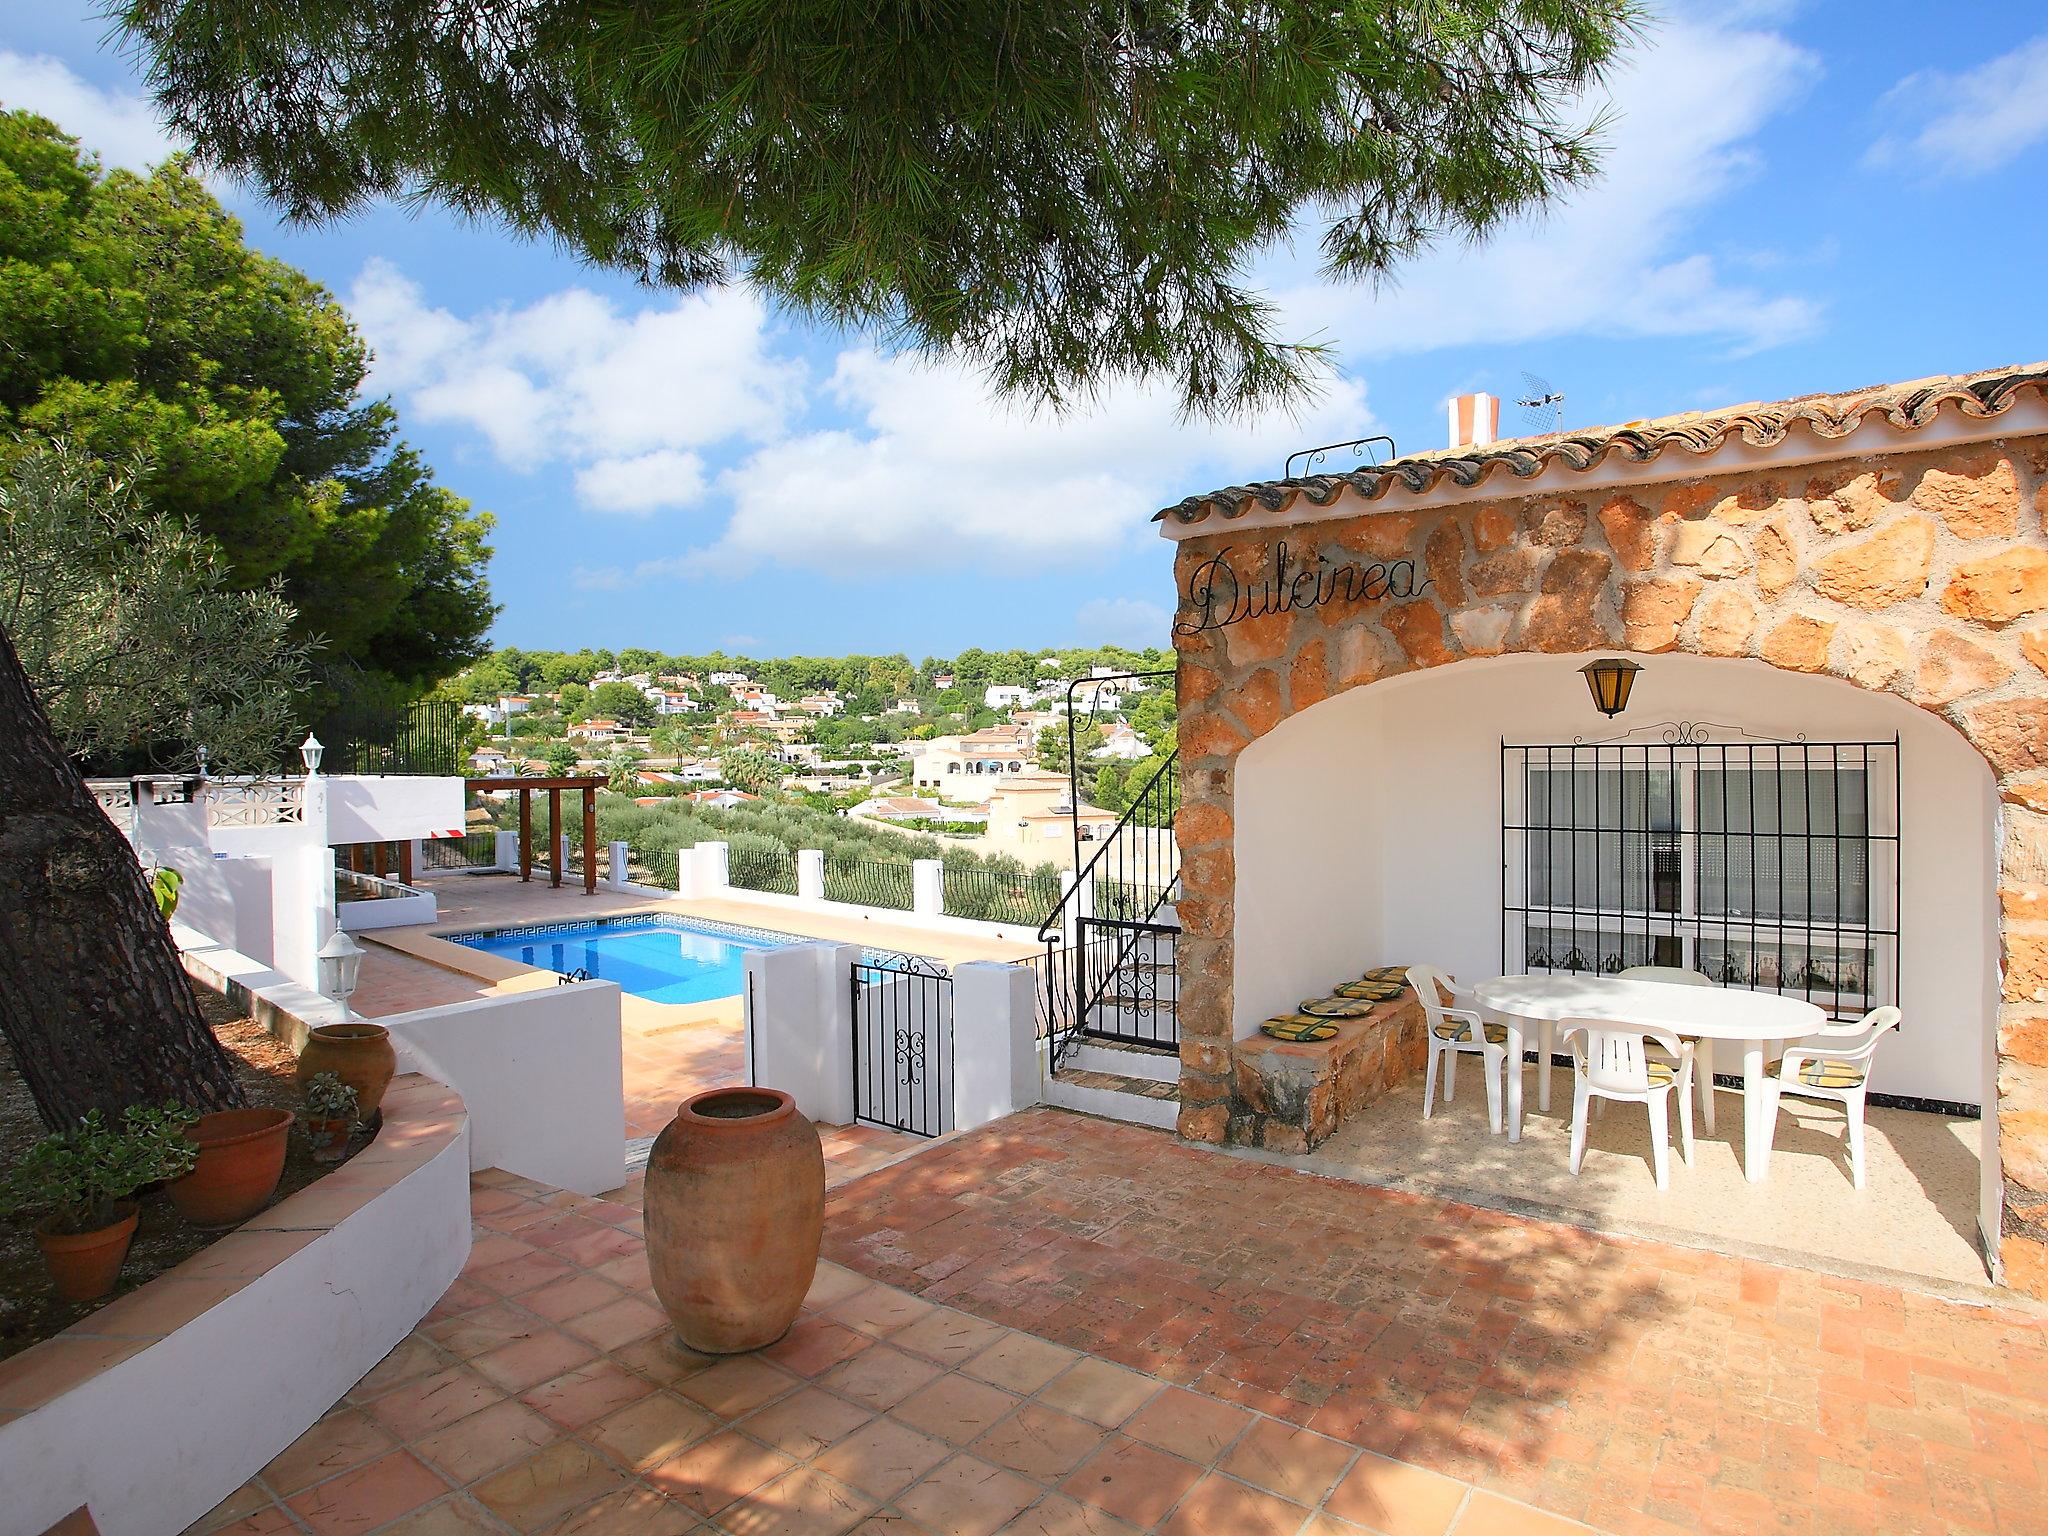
top-left (449, 916), bottom-right (789, 1005)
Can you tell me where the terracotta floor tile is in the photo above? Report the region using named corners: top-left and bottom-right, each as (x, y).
top-left (1322, 1450), bottom-right (1467, 1536)
top-left (366, 1365), bottom-right (507, 1441)
top-left (187, 1480), bottom-right (277, 1534)
top-left (892, 1454), bottom-right (1040, 1536)
top-left (821, 1346), bottom-right (946, 1412)
top-left (352, 1336), bottom-right (458, 1400)
top-left (533, 1483), bottom-right (699, 1535)
top-left (1451, 1491), bottom-right (1590, 1535)
top-left (520, 1273), bottom-right (630, 1325)
top-left (963, 1334), bottom-right (1083, 1395)
top-left (1035, 1360), bottom-right (1159, 1430)
top-left (1122, 1389), bottom-right (1254, 1466)
top-left (1059, 1436), bottom-right (1203, 1528)
top-left (612, 1331), bottom-right (721, 1388)
top-left (717, 1466), bottom-right (878, 1536)
top-left (376, 1496), bottom-right (509, 1534)
top-left (287, 1448), bottom-right (450, 1536)
top-left (742, 1385), bottom-right (880, 1460)
top-left (260, 1408), bottom-right (399, 1495)
top-left (677, 1353), bottom-right (804, 1418)
top-left (521, 1357), bottom-right (657, 1430)
top-left (1155, 1471), bottom-right (1309, 1536)
top-left (889, 1309), bottom-right (1010, 1369)
top-left (891, 1373), bottom-right (1021, 1446)
top-left (427, 1302), bottom-right (552, 1363)
top-left (645, 1427), bottom-right (796, 1517)
top-left (828, 1286), bottom-right (937, 1338)
top-left (1219, 1418), bottom-right (1357, 1506)
top-left (581, 1389), bottom-right (717, 1470)
top-left (806, 1263), bottom-right (874, 1311)
top-left (973, 1403), bottom-right (1114, 1482)
top-left (472, 1330), bottom-right (603, 1395)
top-left (764, 1317), bottom-right (878, 1378)
top-left (471, 1439), bottom-right (629, 1533)
top-left (995, 1491), bottom-right (1142, 1536)
top-left (205, 1509), bottom-right (301, 1536)
top-left (813, 1417), bottom-right (953, 1499)
top-left (413, 1398), bottom-right (565, 1485)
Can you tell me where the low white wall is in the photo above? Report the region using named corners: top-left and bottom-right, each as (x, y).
top-left (0, 1103), bottom-right (470, 1536)
top-left (953, 962), bottom-right (1040, 1131)
top-left (382, 982), bottom-right (627, 1195)
top-left (326, 775), bottom-right (466, 844)
top-left (338, 889), bottom-right (439, 931)
top-left (744, 942), bottom-right (858, 1127)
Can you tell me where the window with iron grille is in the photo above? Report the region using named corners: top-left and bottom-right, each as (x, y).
top-left (1502, 726), bottom-right (1900, 1020)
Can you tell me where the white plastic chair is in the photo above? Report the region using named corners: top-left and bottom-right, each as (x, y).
top-left (1559, 1019), bottom-right (1696, 1191)
top-left (1409, 964), bottom-right (1508, 1133)
top-left (1619, 965), bottom-right (1718, 1130)
top-left (1767, 1006), bottom-right (1901, 1189)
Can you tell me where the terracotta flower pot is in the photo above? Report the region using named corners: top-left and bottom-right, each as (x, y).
top-left (305, 1115), bottom-right (352, 1163)
top-left (37, 1202), bottom-right (139, 1304)
top-left (297, 1022), bottom-right (397, 1118)
top-left (644, 1087), bottom-right (824, 1354)
top-left (168, 1108), bottom-right (294, 1227)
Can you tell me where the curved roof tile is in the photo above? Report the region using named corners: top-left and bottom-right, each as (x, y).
top-left (1155, 362), bottom-right (2048, 528)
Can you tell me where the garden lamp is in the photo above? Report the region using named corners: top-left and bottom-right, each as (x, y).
top-left (299, 733), bottom-right (325, 776)
top-left (1579, 658), bottom-right (1641, 719)
top-left (317, 929), bottom-right (364, 1008)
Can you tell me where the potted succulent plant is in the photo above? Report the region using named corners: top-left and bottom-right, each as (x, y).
top-left (0, 1107), bottom-right (200, 1302)
top-left (302, 1072), bottom-right (358, 1163)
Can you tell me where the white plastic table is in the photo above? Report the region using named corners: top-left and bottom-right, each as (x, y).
top-left (1468, 973), bottom-right (1827, 1182)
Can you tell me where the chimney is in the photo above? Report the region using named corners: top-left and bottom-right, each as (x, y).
top-left (1447, 392), bottom-right (1500, 451)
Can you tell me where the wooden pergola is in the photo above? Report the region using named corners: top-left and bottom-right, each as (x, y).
top-left (465, 776), bottom-right (608, 894)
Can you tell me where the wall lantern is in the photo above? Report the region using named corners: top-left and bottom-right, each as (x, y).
top-left (1579, 658), bottom-right (1641, 719)
top-left (299, 733), bottom-right (325, 777)
top-left (317, 929), bottom-right (364, 1008)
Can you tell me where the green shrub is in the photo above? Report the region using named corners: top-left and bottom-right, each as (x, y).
top-left (0, 1105), bottom-right (200, 1234)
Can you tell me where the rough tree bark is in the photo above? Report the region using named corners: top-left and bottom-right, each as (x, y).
top-left (0, 619), bottom-right (245, 1127)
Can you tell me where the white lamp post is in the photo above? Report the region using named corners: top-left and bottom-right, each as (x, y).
top-left (317, 929), bottom-right (364, 1013)
top-left (299, 733), bottom-right (325, 777)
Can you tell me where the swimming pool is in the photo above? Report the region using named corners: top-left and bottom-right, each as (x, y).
top-left (447, 915), bottom-right (800, 1005)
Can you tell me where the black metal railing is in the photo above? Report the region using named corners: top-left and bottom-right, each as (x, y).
top-left (301, 698), bottom-right (468, 776)
top-left (824, 858), bottom-right (915, 911)
top-left (1075, 915), bottom-right (1180, 1049)
top-left (729, 845), bottom-right (799, 895)
top-left (419, 830), bottom-right (501, 872)
top-left (850, 954), bottom-right (954, 1136)
top-left (1037, 747), bottom-right (1181, 1069)
top-left (1501, 726), bottom-right (1901, 1022)
top-left (941, 864), bottom-right (1062, 927)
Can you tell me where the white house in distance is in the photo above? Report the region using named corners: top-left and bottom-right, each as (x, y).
top-left (984, 684), bottom-right (1032, 709)
top-left (648, 688), bottom-right (699, 715)
top-left (571, 719), bottom-right (624, 742)
top-left (911, 725), bottom-right (1035, 790)
top-left (1091, 722), bottom-right (1152, 761)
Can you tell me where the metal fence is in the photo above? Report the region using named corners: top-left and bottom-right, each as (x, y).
top-left (849, 953), bottom-right (954, 1137)
top-left (302, 699), bottom-right (468, 776)
top-left (420, 831), bottom-right (502, 872)
top-left (823, 858), bottom-right (914, 911)
top-left (729, 845), bottom-right (799, 895)
top-left (941, 864), bottom-right (1062, 926)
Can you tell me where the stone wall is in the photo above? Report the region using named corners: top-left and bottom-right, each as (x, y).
top-left (1229, 996), bottom-right (1425, 1153)
top-left (1167, 435), bottom-right (2048, 1294)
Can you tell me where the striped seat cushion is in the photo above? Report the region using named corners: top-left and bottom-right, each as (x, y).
top-left (1794, 1058), bottom-right (1867, 1090)
top-left (1262, 1015), bottom-right (1341, 1042)
top-left (1575, 1057), bottom-right (1680, 1086)
top-left (1432, 1020), bottom-right (1509, 1046)
top-left (1334, 979), bottom-right (1405, 1002)
top-left (1361, 965), bottom-right (1410, 982)
top-left (1298, 995), bottom-right (1378, 1019)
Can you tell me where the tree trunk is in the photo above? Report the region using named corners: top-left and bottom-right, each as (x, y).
top-left (0, 619), bottom-right (245, 1127)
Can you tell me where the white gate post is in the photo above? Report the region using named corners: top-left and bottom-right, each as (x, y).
top-left (952, 962), bottom-right (1039, 1131)
top-left (608, 840), bottom-right (629, 888)
top-left (912, 859), bottom-right (944, 919)
top-left (494, 829), bottom-right (519, 872)
top-left (797, 848), bottom-right (826, 903)
top-left (743, 941), bottom-right (858, 1127)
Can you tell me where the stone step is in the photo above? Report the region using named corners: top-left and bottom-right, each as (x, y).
top-left (1044, 1067), bottom-right (1180, 1131)
top-left (1068, 1037), bottom-right (1179, 1084)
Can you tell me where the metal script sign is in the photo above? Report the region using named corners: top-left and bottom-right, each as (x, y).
top-left (1173, 541), bottom-right (1433, 637)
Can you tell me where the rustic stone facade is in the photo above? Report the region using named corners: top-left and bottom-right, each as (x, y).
top-left (1168, 434), bottom-right (2048, 1296)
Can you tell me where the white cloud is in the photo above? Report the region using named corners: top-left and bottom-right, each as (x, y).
top-left (1075, 598), bottom-right (1170, 650)
top-left (348, 258), bottom-right (802, 491)
top-left (580, 349), bottom-right (1379, 584)
top-left (1867, 32), bottom-right (2048, 179)
top-left (0, 51), bottom-right (184, 172)
top-left (1260, 14), bottom-right (1824, 361)
top-left (574, 450), bottom-right (708, 515)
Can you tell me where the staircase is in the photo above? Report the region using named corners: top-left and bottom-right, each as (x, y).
top-left (1035, 742), bottom-right (1182, 1130)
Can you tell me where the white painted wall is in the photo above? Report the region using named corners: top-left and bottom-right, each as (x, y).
top-left (325, 775), bottom-right (466, 844)
top-left (382, 982), bottom-right (627, 1195)
top-left (1232, 652), bottom-right (1999, 1112)
top-left (0, 1103), bottom-right (469, 1536)
top-left (744, 942), bottom-right (859, 1127)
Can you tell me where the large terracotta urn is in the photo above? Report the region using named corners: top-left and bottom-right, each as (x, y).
top-left (297, 1022), bottom-right (397, 1118)
top-left (644, 1087), bottom-right (824, 1354)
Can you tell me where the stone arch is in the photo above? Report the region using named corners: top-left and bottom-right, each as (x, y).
top-left (1167, 437), bottom-right (2048, 1290)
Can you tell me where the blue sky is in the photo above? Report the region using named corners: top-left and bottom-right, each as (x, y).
top-left (4, 3), bottom-right (2047, 659)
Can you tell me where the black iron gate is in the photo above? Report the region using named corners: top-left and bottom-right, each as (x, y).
top-left (1074, 915), bottom-right (1180, 1049)
top-left (1502, 724), bottom-right (1901, 1022)
top-left (850, 953), bottom-right (954, 1137)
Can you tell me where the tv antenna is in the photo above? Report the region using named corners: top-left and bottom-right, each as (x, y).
top-left (1517, 373), bottom-right (1564, 435)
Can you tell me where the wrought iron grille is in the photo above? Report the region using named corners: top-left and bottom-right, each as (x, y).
top-left (822, 858), bottom-right (914, 911)
top-left (1074, 916), bottom-right (1180, 1050)
top-left (420, 831), bottom-right (501, 871)
top-left (850, 954), bottom-right (954, 1137)
top-left (941, 863), bottom-right (1062, 926)
top-left (1501, 725), bottom-right (1901, 1021)
top-left (728, 845), bottom-right (799, 895)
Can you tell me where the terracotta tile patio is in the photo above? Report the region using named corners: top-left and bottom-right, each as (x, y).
top-left (188, 1105), bottom-right (2048, 1535)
